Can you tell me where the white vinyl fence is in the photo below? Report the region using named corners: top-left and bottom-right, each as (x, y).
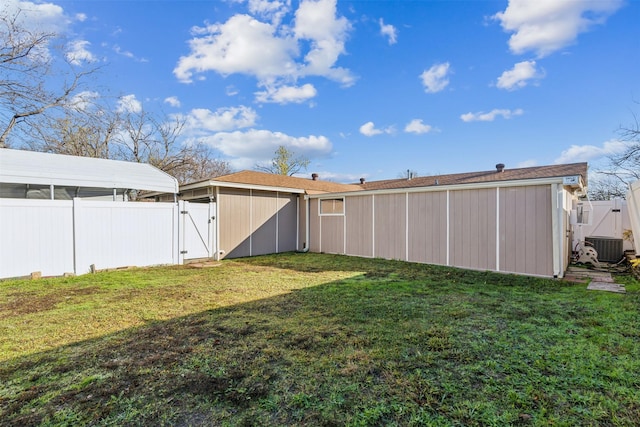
top-left (572, 199), bottom-right (633, 252)
top-left (0, 199), bottom-right (213, 279)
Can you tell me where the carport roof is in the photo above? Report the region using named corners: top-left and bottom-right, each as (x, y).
top-left (0, 148), bottom-right (179, 193)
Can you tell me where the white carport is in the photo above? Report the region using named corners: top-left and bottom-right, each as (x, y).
top-left (0, 148), bottom-right (178, 200)
top-left (0, 149), bottom-right (187, 279)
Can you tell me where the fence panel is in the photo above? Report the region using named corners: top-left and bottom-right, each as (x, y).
top-left (73, 199), bottom-right (178, 274)
top-left (0, 199), bottom-right (75, 278)
top-left (0, 199), bottom-right (179, 279)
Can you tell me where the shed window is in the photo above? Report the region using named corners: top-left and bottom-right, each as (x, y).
top-left (320, 198), bottom-right (344, 215)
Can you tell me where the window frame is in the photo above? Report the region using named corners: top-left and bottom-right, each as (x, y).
top-left (318, 197), bottom-right (345, 216)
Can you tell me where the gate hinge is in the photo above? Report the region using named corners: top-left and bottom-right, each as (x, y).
top-left (180, 210), bottom-right (188, 214)
top-left (180, 250), bottom-right (188, 254)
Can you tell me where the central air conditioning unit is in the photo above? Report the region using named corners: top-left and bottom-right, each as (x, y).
top-left (585, 236), bottom-right (624, 263)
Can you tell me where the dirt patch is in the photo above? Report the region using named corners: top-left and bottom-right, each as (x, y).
top-left (0, 287), bottom-right (103, 318)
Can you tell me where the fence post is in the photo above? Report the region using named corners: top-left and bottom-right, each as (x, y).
top-left (72, 197), bottom-right (80, 276)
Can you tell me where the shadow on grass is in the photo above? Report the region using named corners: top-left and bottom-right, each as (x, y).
top-left (2, 255), bottom-right (639, 426)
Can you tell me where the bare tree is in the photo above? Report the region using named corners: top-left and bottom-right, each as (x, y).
top-left (592, 106), bottom-right (640, 198)
top-left (0, 8), bottom-right (94, 147)
top-left (256, 145), bottom-right (310, 176)
top-left (116, 107), bottom-right (231, 184)
top-left (587, 175), bottom-right (628, 200)
top-left (26, 99), bottom-right (119, 158)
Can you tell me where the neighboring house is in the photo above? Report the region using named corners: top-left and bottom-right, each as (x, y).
top-left (154, 162), bottom-right (588, 278)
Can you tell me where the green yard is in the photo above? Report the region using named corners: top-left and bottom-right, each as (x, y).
top-left (1, 253), bottom-right (639, 426)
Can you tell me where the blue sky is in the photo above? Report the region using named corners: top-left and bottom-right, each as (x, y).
top-left (6, 0), bottom-right (640, 182)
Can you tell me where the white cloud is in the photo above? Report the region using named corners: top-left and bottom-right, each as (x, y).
top-left (255, 83), bottom-right (317, 104)
top-left (247, 0), bottom-right (290, 25)
top-left (200, 129), bottom-right (332, 170)
top-left (4, 0), bottom-right (70, 34)
top-left (460, 108), bottom-right (524, 122)
top-left (494, 0), bottom-right (624, 57)
top-left (75, 13), bottom-right (87, 22)
top-left (360, 122), bottom-right (382, 136)
top-left (67, 90), bottom-right (100, 111)
top-left (379, 18), bottom-right (397, 45)
top-left (174, 0), bottom-right (354, 97)
top-left (174, 14), bottom-right (298, 83)
top-left (180, 106), bottom-right (258, 134)
top-left (359, 121), bottom-right (394, 137)
top-left (420, 62), bottom-right (450, 93)
top-left (496, 60), bottom-right (543, 90)
top-left (116, 94), bottom-right (142, 114)
top-left (554, 139), bottom-right (628, 164)
top-left (164, 96), bottom-right (181, 108)
top-left (65, 40), bottom-right (97, 65)
top-left (294, 0), bottom-right (354, 85)
top-left (404, 119), bottom-right (433, 134)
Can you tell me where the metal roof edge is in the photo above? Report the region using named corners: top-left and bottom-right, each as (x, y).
top-left (180, 180), bottom-right (306, 194)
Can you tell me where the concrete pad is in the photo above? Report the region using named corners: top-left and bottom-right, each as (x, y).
top-left (587, 281), bottom-right (626, 293)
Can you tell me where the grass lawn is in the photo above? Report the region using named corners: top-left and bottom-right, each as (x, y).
top-left (1, 253), bottom-right (639, 426)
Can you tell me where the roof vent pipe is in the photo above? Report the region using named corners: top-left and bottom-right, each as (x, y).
top-left (311, 173), bottom-right (319, 181)
top-left (496, 163), bottom-right (505, 173)
top-left (360, 178), bottom-right (366, 184)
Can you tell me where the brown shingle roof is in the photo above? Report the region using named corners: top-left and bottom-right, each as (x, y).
top-left (206, 170), bottom-right (362, 194)
top-left (359, 162), bottom-right (588, 191)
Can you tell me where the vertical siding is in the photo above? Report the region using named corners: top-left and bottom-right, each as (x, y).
top-left (278, 194), bottom-right (298, 252)
top-left (309, 199), bottom-right (321, 252)
top-left (345, 195), bottom-right (374, 257)
top-left (321, 216), bottom-right (345, 254)
top-left (251, 190), bottom-right (278, 256)
top-left (449, 188), bottom-right (497, 270)
top-left (374, 193), bottom-right (406, 260)
top-left (407, 191), bottom-right (447, 264)
top-left (219, 188), bottom-right (251, 258)
top-left (499, 185), bottom-right (553, 276)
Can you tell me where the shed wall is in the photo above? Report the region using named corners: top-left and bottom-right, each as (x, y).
top-left (217, 188), bottom-right (299, 259)
top-left (408, 191), bottom-right (448, 265)
top-left (499, 186), bottom-right (552, 276)
top-left (450, 188), bottom-right (497, 271)
top-left (374, 194), bottom-right (407, 260)
top-left (310, 183), bottom-right (559, 277)
top-left (219, 188), bottom-right (251, 258)
top-left (345, 195), bottom-right (373, 257)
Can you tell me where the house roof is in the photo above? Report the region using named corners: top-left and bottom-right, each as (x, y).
top-left (358, 162), bottom-right (588, 191)
top-left (179, 162), bottom-right (588, 198)
top-left (186, 170), bottom-right (362, 195)
top-left (0, 148), bottom-right (179, 193)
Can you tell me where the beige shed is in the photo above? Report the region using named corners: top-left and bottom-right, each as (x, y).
top-left (307, 163), bottom-right (587, 278)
